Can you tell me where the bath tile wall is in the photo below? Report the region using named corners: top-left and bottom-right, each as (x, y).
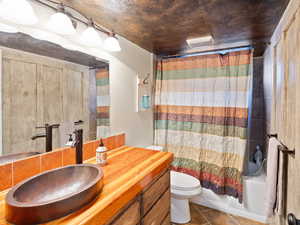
top-left (0, 133), bottom-right (125, 192)
top-left (249, 57), bottom-right (266, 158)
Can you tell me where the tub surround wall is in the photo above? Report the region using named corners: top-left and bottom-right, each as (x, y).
top-left (0, 133), bottom-right (125, 192)
top-left (248, 57), bottom-right (267, 158)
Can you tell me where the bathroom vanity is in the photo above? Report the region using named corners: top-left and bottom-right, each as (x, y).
top-left (0, 146), bottom-right (173, 225)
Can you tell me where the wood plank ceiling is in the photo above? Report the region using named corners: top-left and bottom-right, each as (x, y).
top-left (62, 0), bottom-right (289, 56)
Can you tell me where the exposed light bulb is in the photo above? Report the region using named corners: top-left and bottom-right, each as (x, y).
top-left (80, 26), bottom-right (102, 47)
top-left (0, 0), bottom-right (38, 25)
top-left (47, 4), bottom-right (76, 35)
top-left (0, 22), bottom-right (18, 33)
top-left (104, 34), bottom-right (121, 52)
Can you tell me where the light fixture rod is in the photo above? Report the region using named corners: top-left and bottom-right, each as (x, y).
top-left (31, 0), bottom-right (111, 35)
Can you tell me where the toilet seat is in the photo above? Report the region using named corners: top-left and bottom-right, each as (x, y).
top-left (171, 171), bottom-right (201, 191)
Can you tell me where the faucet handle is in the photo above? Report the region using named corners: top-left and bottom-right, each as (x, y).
top-left (74, 120), bottom-right (84, 125)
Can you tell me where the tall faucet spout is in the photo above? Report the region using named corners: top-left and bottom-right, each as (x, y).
top-left (31, 134), bottom-right (46, 140)
top-left (74, 129), bottom-right (83, 164)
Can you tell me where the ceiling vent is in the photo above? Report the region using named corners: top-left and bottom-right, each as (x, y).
top-left (186, 35), bottom-right (213, 48)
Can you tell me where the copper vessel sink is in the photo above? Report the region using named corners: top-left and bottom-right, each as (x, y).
top-left (0, 152), bottom-right (41, 164)
top-left (5, 164), bottom-right (104, 224)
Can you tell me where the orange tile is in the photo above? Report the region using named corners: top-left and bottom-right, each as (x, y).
top-left (103, 138), bottom-right (110, 149)
top-left (120, 133), bottom-right (125, 146)
top-left (106, 136), bottom-right (116, 150)
top-left (62, 147), bottom-right (76, 166)
top-left (41, 151), bottom-right (62, 172)
top-left (112, 136), bottom-right (118, 149)
top-left (114, 135), bottom-right (121, 148)
top-left (115, 134), bottom-right (125, 147)
top-left (13, 155), bottom-right (41, 185)
top-left (83, 141), bottom-right (95, 161)
top-left (0, 163), bottom-right (12, 191)
top-left (93, 139), bottom-right (101, 150)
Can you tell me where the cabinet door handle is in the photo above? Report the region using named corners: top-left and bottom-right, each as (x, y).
top-left (288, 213), bottom-right (300, 225)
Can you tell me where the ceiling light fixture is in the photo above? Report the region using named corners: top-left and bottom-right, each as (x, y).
top-left (80, 19), bottom-right (102, 47)
top-left (104, 33), bottom-right (121, 52)
top-left (47, 3), bottom-right (76, 35)
top-left (0, 0), bottom-right (38, 25)
top-left (0, 22), bottom-right (18, 33)
top-left (0, 0), bottom-right (122, 52)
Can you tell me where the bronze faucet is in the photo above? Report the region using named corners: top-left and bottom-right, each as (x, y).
top-left (32, 123), bottom-right (60, 152)
top-left (73, 129), bottom-right (83, 164)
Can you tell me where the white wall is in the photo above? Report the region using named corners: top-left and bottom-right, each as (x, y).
top-left (0, 1), bottom-right (154, 147)
top-left (108, 43), bottom-right (154, 147)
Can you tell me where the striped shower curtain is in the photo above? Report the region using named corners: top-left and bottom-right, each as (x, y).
top-left (154, 49), bottom-right (253, 202)
top-left (96, 67), bottom-right (110, 138)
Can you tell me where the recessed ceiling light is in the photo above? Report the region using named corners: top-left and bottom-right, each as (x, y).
top-left (186, 35), bottom-right (213, 48)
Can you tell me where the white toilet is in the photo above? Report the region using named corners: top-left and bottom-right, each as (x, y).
top-left (146, 146), bottom-right (202, 224)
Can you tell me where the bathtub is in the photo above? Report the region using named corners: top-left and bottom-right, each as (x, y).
top-left (191, 172), bottom-right (268, 223)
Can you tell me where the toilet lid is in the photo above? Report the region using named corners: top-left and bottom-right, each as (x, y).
top-left (171, 171), bottom-right (201, 191)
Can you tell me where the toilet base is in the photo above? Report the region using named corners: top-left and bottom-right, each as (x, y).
top-left (171, 197), bottom-right (191, 224)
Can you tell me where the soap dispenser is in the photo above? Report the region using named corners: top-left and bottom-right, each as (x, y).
top-left (96, 139), bottom-right (107, 165)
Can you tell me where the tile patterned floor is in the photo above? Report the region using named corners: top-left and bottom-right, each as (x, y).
top-left (173, 203), bottom-right (267, 225)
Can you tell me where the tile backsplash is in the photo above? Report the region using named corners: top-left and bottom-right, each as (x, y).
top-left (0, 133), bottom-right (125, 192)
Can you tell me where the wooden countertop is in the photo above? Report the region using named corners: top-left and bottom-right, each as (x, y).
top-left (0, 146), bottom-right (173, 225)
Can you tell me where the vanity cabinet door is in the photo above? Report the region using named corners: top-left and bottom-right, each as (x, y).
top-left (109, 199), bottom-right (140, 225)
top-left (143, 190), bottom-right (170, 225)
top-left (142, 170), bottom-right (170, 214)
top-left (161, 214), bottom-right (170, 225)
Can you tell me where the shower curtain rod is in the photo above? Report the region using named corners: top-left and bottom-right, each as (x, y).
top-left (161, 46), bottom-right (253, 59)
